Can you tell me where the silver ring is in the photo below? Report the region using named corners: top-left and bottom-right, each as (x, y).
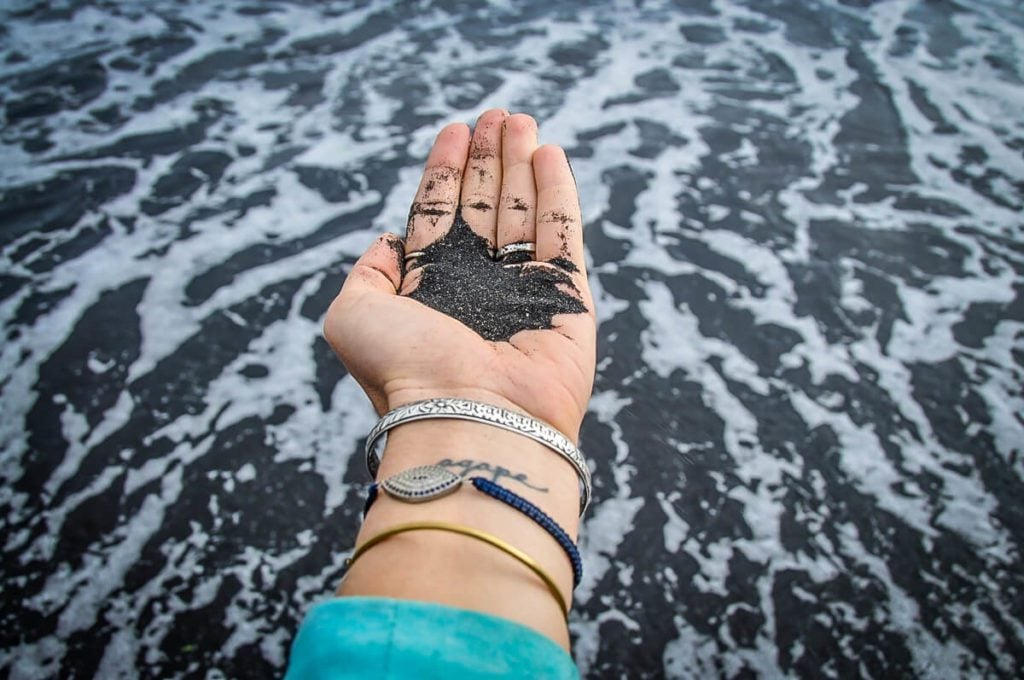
top-left (495, 242), bottom-right (536, 260)
top-left (403, 250), bottom-right (426, 263)
top-left (365, 398), bottom-right (592, 515)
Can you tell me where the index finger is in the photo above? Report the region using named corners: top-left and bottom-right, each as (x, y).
top-left (405, 123), bottom-right (471, 252)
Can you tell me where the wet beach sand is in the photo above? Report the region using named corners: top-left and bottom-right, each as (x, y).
top-left (1, 1), bottom-right (1023, 678)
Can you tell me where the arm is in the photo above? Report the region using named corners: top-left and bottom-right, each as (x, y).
top-left (323, 109), bottom-right (596, 651)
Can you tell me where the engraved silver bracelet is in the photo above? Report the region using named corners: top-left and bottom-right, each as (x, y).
top-left (364, 398), bottom-right (592, 515)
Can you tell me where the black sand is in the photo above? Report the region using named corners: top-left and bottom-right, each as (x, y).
top-left (406, 211), bottom-right (587, 342)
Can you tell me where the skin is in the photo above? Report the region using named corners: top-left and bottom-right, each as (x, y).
top-left (323, 110), bottom-right (596, 650)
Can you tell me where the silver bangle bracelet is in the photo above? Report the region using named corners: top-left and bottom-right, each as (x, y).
top-left (364, 398), bottom-right (592, 515)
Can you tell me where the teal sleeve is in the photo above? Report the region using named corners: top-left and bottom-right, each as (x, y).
top-left (284, 597), bottom-right (580, 679)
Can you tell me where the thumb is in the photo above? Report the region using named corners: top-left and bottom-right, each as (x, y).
top-left (339, 233), bottom-right (404, 298)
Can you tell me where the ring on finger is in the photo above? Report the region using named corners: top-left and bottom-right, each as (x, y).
top-left (495, 242), bottom-right (536, 261)
top-left (404, 250), bottom-right (426, 269)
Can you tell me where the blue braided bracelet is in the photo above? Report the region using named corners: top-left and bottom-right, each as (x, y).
top-left (363, 475), bottom-right (583, 589)
top-left (469, 478), bottom-right (583, 589)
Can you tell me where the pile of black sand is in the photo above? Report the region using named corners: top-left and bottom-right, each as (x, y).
top-left (406, 212), bottom-right (587, 342)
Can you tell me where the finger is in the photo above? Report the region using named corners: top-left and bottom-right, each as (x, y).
top-left (534, 145), bottom-right (586, 273)
top-left (533, 146), bottom-right (593, 315)
top-left (338, 233), bottom-right (404, 299)
top-left (459, 108), bottom-right (507, 249)
top-left (406, 123), bottom-right (471, 252)
top-left (496, 113), bottom-right (539, 254)
top-left (398, 264), bottom-right (425, 296)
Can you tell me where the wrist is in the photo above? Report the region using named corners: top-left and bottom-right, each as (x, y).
top-left (383, 385), bottom-right (583, 441)
top-left (347, 406), bottom-right (582, 648)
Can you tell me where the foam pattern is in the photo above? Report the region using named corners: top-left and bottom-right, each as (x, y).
top-left (1, 1), bottom-right (1023, 677)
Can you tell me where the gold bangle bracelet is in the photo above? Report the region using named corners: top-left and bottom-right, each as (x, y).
top-left (345, 520), bottom-right (570, 620)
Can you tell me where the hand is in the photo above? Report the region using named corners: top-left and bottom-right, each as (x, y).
top-left (324, 110), bottom-right (596, 440)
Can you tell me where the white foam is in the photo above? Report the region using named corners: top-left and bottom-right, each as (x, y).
top-left (3, 0), bottom-right (1024, 675)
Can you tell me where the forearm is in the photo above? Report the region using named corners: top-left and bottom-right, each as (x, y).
top-left (338, 409), bottom-right (582, 649)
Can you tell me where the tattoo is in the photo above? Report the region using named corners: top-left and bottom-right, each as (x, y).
top-left (435, 458), bottom-right (549, 493)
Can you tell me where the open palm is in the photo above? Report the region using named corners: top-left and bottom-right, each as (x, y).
top-left (324, 111), bottom-right (596, 441)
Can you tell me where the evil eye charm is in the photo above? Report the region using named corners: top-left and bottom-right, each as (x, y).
top-left (380, 465), bottom-right (463, 503)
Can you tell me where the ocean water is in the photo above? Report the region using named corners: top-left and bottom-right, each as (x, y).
top-left (1, 0), bottom-right (1023, 677)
